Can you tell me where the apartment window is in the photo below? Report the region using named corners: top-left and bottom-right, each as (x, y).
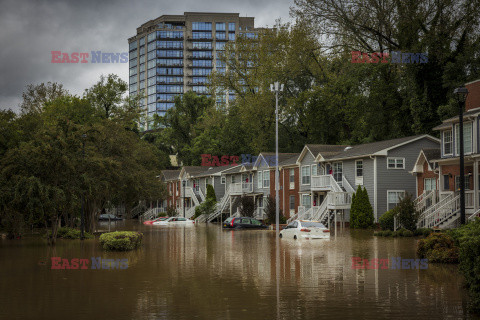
top-left (387, 191), bottom-right (405, 210)
top-left (424, 178), bottom-right (436, 191)
top-left (301, 166), bottom-right (311, 185)
top-left (263, 170), bottom-right (270, 188)
top-left (311, 164), bottom-right (317, 176)
top-left (302, 194), bottom-right (311, 208)
top-left (387, 158), bottom-right (404, 169)
top-left (289, 195), bottom-right (295, 210)
top-left (443, 130), bottom-right (453, 155)
top-left (333, 162), bottom-right (343, 182)
top-left (205, 177), bottom-right (210, 187)
top-left (455, 122), bottom-right (473, 155)
top-left (356, 160), bottom-right (363, 177)
top-left (221, 176), bottom-right (226, 184)
top-left (228, 22), bottom-right (236, 32)
top-left (257, 171), bottom-right (263, 188)
top-left (443, 174), bottom-right (449, 190)
top-left (289, 169), bottom-right (295, 183)
top-left (455, 175), bottom-right (471, 190)
top-left (231, 175), bottom-right (236, 184)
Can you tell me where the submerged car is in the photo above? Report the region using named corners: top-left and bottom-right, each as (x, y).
top-left (143, 217), bottom-right (169, 225)
top-left (153, 217), bottom-right (195, 226)
top-left (223, 217), bottom-right (268, 229)
top-left (279, 220), bottom-right (330, 240)
top-left (98, 214), bottom-right (123, 221)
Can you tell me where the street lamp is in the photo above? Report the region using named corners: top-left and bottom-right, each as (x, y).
top-left (183, 179), bottom-right (186, 218)
top-left (270, 82), bottom-right (283, 235)
top-left (80, 134), bottom-right (87, 240)
top-left (454, 86), bottom-right (469, 225)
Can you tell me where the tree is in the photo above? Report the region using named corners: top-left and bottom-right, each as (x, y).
top-left (20, 82), bottom-right (68, 114)
top-left (84, 74), bottom-right (128, 119)
top-left (264, 195), bottom-right (286, 224)
top-left (350, 186), bottom-right (374, 228)
top-left (394, 193), bottom-right (419, 231)
top-left (206, 184), bottom-right (216, 201)
top-left (235, 196), bottom-right (256, 217)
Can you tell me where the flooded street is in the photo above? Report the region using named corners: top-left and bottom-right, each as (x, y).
top-left (0, 221), bottom-right (474, 319)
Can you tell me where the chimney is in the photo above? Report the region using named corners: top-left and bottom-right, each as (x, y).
top-left (465, 79), bottom-right (480, 111)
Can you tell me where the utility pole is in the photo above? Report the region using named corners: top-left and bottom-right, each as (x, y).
top-left (454, 86), bottom-right (469, 225)
top-left (270, 82), bottom-right (283, 235)
top-left (81, 134), bottom-right (87, 240)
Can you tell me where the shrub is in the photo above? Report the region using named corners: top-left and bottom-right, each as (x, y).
top-left (350, 186), bottom-right (374, 229)
top-left (206, 184), bottom-right (216, 201)
top-left (379, 209), bottom-right (395, 231)
top-left (193, 198), bottom-right (216, 220)
top-left (264, 195), bottom-right (286, 224)
top-left (99, 231), bottom-right (143, 251)
top-left (394, 193), bottom-right (419, 231)
top-left (417, 233), bottom-right (459, 263)
top-left (46, 227), bottom-right (93, 240)
top-left (402, 229), bottom-right (414, 237)
top-left (383, 230), bottom-right (393, 237)
top-left (414, 228), bottom-right (433, 237)
top-left (166, 206), bottom-right (177, 217)
top-left (374, 231), bottom-right (383, 236)
top-left (235, 196), bottom-right (256, 217)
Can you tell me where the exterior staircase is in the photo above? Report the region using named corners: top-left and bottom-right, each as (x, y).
top-left (206, 186), bottom-right (231, 222)
top-left (417, 193), bottom-right (460, 229)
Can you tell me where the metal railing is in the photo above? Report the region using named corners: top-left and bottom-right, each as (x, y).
top-left (417, 192), bottom-right (455, 227)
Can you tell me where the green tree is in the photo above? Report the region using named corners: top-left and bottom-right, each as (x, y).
top-left (206, 184), bottom-right (216, 201)
top-left (264, 195), bottom-right (286, 224)
top-left (350, 186), bottom-right (374, 228)
top-left (394, 193), bottom-right (419, 231)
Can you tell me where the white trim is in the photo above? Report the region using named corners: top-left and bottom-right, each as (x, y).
top-left (295, 146), bottom-right (315, 165)
top-left (387, 157), bottom-right (405, 169)
top-left (455, 122), bottom-right (474, 156)
top-left (263, 170), bottom-right (270, 188)
top-left (221, 176), bottom-right (226, 184)
top-left (442, 129), bottom-right (453, 157)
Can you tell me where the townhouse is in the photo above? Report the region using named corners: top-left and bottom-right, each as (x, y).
top-left (412, 79), bottom-right (480, 228)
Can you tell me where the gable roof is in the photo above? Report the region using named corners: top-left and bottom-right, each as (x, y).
top-left (161, 170), bottom-right (180, 181)
top-left (411, 148), bottom-right (440, 173)
top-left (433, 108), bottom-right (480, 130)
top-left (296, 144), bottom-right (348, 164)
top-left (278, 153), bottom-right (301, 168)
top-left (323, 135), bottom-right (439, 161)
top-left (253, 152), bottom-right (299, 168)
top-left (190, 165), bottom-right (234, 178)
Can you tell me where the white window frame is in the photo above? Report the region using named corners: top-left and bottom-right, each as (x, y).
top-left (289, 195), bottom-right (295, 210)
top-left (263, 170), bottom-right (270, 188)
top-left (289, 168), bottom-right (295, 190)
top-left (257, 171), bottom-right (263, 188)
top-left (387, 190), bottom-right (405, 211)
top-left (443, 130), bottom-right (453, 156)
top-left (387, 157), bottom-right (405, 169)
top-left (301, 194), bottom-right (311, 208)
top-left (221, 176), bottom-right (226, 184)
top-left (355, 160), bottom-right (363, 177)
top-left (301, 165), bottom-right (311, 185)
top-left (231, 175), bottom-right (236, 184)
top-left (424, 178), bottom-right (436, 191)
top-left (455, 122), bottom-right (473, 155)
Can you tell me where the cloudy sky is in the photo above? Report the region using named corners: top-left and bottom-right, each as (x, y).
top-left (0, 0), bottom-right (293, 112)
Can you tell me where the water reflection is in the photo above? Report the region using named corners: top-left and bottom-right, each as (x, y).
top-left (0, 221), bottom-right (474, 320)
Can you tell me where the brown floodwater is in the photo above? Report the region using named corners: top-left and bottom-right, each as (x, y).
top-left (0, 221), bottom-right (475, 320)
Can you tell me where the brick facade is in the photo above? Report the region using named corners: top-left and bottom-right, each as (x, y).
top-left (440, 165), bottom-right (474, 191)
top-left (466, 80), bottom-right (480, 112)
top-left (267, 167), bottom-right (300, 219)
top-left (417, 161), bottom-right (438, 196)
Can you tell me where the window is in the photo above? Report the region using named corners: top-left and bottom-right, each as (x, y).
top-left (333, 162), bottom-right (343, 182)
top-left (263, 170), bottom-right (270, 188)
top-left (257, 171), bottom-right (262, 188)
top-left (443, 130), bottom-right (453, 155)
top-left (387, 158), bottom-right (405, 169)
top-left (258, 197), bottom-right (263, 207)
top-left (302, 194), bottom-right (311, 208)
top-left (231, 175), bottom-right (236, 184)
top-left (216, 22), bottom-right (225, 31)
top-left (221, 176), bottom-right (226, 184)
top-left (289, 195), bottom-right (295, 210)
top-left (455, 122), bottom-right (473, 155)
top-left (228, 22), bottom-right (235, 32)
top-left (311, 164), bottom-right (317, 176)
top-left (301, 166), bottom-right (311, 185)
top-left (388, 191), bottom-right (405, 210)
top-left (192, 22), bottom-right (212, 31)
top-left (289, 169), bottom-right (295, 183)
top-left (455, 175), bottom-right (471, 190)
top-left (443, 174), bottom-right (450, 190)
top-left (424, 178), bottom-right (436, 191)
top-left (356, 160), bottom-right (363, 177)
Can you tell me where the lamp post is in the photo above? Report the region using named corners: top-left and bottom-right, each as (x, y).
top-left (454, 86), bottom-right (469, 225)
top-left (80, 134), bottom-right (87, 240)
top-left (270, 82), bottom-right (283, 235)
top-left (183, 179), bottom-right (186, 218)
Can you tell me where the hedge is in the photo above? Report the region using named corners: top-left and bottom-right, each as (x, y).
top-left (99, 231), bottom-right (143, 251)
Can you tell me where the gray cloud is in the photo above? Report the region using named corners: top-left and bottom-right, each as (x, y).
top-left (0, 0), bottom-right (293, 112)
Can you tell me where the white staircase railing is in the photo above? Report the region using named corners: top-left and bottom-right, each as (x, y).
top-left (141, 207), bottom-right (165, 221)
top-left (311, 175), bottom-right (343, 192)
top-left (299, 207), bottom-right (313, 220)
top-left (287, 206), bottom-right (304, 224)
top-left (468, 208), bottom-right (480, 222)
top-left (207, 186), bottom-right (231, 222)
top-left (342, 176), bottom-right (355, 193)
top-left (414, 190), bottom-right (439, 213)
top-left (198, 187), bottom-right (206, 202)
top-left (327, 192), bottom-right (353, 208)
top-left (185, 206), bottom-right (196, 219)
top-left (311, 196), bottom-right (329, 221)
top-left (417, 192), bottom-right (454, 227)
top-left (421, 194), bottom-right (460, 229)
top-left (186, 187), bottom-right (200, 206)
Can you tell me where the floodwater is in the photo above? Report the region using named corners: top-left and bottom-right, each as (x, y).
top-left (0, 221), bottom-right (475, 320)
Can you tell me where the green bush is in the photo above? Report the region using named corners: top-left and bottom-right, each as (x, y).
top-left (99, 231), bottom-right (143, 251)
top-left (402, 229), bottom-right (414, 237)
top-left (206, 184), bottom-right (216, 201)
top-left (46, 227), bottom-right (93, 240)
top-left (193, 198), bottom-right (216, 220)
top-left (379, 209), bottom-right (395, 231)
top-left (414, 228), bottom-right (433, 237)
top-left (383, 230), bottom-right (393, 237)
top-left (417, 233), bottom-right (459, 263)
top-left (350, 186), bottom-right (374, 229)
top-left (394, 193), bottom-right (419, 231)
top-left (166, 206), bottom-right (177, 217)
top-left (264, 195), bottom-right (286, 224)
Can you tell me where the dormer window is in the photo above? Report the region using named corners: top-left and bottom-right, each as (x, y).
top-left (443, 130), bottom-right (452, 155)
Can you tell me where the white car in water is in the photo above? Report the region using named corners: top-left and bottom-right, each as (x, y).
top-left (153, 217), bottom-right (195, 226)
top-left (279, 220), bottom-right (330, 240)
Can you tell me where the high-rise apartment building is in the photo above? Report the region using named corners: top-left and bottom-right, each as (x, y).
top-left (128, 12), bottom-right (259, 130)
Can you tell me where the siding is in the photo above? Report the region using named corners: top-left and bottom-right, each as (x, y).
top-left (299, 150), bottom-right (315, 192)
top-left (376, 137), bottom-right (440, 219)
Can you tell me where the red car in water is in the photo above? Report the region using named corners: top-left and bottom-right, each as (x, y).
top-left (143, 217), bottom-right (169, 225)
